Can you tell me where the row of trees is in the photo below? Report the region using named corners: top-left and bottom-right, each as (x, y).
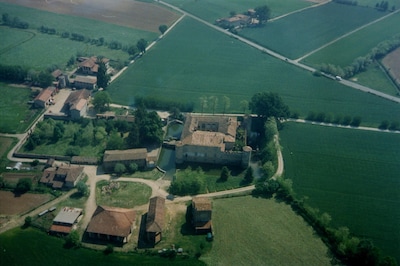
top-left (306, 111), bottom-right (362, 127)
top-left (318, 34), bottom-right (400, 79)
top-left (2, 13), bottom-right (29, 29)
top-left (378, 120), bottom-right (400, 130)
top-left (0, 64), bottom-right (53, 87)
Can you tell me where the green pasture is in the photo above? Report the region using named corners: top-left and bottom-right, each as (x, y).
top-left (108, 17), bottom-right (400, 126)
top-left (279, 122), bottom-right (400, 262)
top-left (0, 26), bottom-right (34, 53)
top-left (240, 2), bottom-right (385, 59)
top-left (163, 0), bottom-right (312, 22)
top-left (352, 62), bottom-right (399, 96)
top-left (201, 196), bottom-right (331, 265)
top-left (0, 83), bottom-right (42, 134)
top-left (356, 0), bottom-right (400, 8)
top-left (96, 181), bottom-right (151, 208)
top-left (0, 227), bottom-right (204, 266)
top-left (303, 12), bottom-right (400, 67)
top-left (0, 27), bottom-right (130, 70)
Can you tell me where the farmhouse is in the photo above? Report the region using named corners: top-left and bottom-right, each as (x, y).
top-left (78, 56), bottom-right (109, 76)
top-left (63, 89), bottom-right (91, 120)
top-left (102, 148), bottom-right (148, 173)
top-left (49, 207), bottom-right (82, 235)
top-left (192, 197), bottom-right (212, 233)
top-left (175, 114), bottom-right (252, 168)
top-left (73, 75), bottom-right (97, 90)
top-left (33, 87), bottom-right (55, 108)
top-left (39, 165), bottom-right (84, 189)
top-left (86, 206), bottom-right (136, 244)
top-left (145, 196), bottom-right (165, 245)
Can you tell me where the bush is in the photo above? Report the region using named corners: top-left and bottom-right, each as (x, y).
top-left (104, 244), bottom-right (114, 255)
top-left (15, 178), bottom-right (32, 194)
top-left (64, 230), bottom-right (81, 249)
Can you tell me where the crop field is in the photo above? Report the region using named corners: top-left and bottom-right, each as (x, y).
top-left (108, 17), bottom-right (400, 126)
top-left (163, 0), bottom-right (312, 22)
top-left (0, 191), bottom-right (52, 215)
top-left (1, 0), bottom-right (180, 32)
top-left (382, 47), bottom-right (400, 86)
top-left (302, 12), bottom-right (400, 67)
top-left (96, 181), bottom-right (151, 208)
top-left (279, 122), bottom-right (400, 262)
top-left (201, 196), bottom-right (331, 265)
top-left (0, 84), bottom-right (42, 134)
top-left (240, 2), bottom-right (385, 59)
top-left (0, 227), bottom-right (205, 266)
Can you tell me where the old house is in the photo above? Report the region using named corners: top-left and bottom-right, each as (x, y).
top-left (49, 207), bottom-right (82, 235)
top-left (39, 165), bottom-right (84, 189)
top-left (216, 14), bottom-right (251, 28)
top-left (175, 114), bottom-right (252, 168)
top-left (78, 56), bottom-right (109, 76)
top-left (192, 197), bottom-right (212, 233)
top-left (73, 75), bottom-right (97, 90)
top-left (102, 148), bottom-right (148, 173)
top-left (86, 206), bottom-right (136, 244)
top-left (145, 196), bottom-right (165, 245)
top-left (33, 87), bottom-right (55, 108)
top-left (64, 89), bottom-right (91, 120)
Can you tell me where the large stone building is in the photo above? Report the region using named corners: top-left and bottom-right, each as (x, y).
top-left (175, 114), bottom-right (252, 168)
top-left (102, 148), bottom-right (148, 173)
top-left (39, 165), bottom-right (84, 189)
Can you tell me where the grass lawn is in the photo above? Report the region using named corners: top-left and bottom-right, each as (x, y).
top-left (240, 2), bottom-right (385, 59)
top-left (0, 137), bottom-right (16, 168)
top-left (279, 122), bottom-right (400, 262)
top-left (163, 0), bottom-right (312, 22)
top-left (0, 83), bottom-right (42, 134)
top-left (201, 196), bottom-right (331, 265)
top-left (0, 227), bottom-right (205, 265)
top-left (108, 17), bottom-right (400, 126)
top-left (96, 180), bottom-right (151, 208)
top-left (302, 12), bottom-right (400, 67)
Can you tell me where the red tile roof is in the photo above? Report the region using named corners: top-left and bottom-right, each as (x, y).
top-left (146, 196), bottom-right (165, 233)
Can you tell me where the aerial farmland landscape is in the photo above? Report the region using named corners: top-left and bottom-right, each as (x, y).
top-left (0, 0), bottom-right (399, 265)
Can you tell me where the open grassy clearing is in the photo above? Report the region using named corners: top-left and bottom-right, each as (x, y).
top-left (201, 196), bottom-right (331, 265)
top-left (0, 26), bottom-right (34, 53)
top-left (108, 17), bottom-right (400, 126)
top-left (302, 12), bottom-right (400, 67)
top-left (279, 122), bottom-right (400, 262)
top-left (240, 2), bottom-right (385, 59)
top-left (0, 83), bottom-right (42, 134)
top-left (351, 62), bottom-right (399, 96)
top-left (0, 227), bottom-right (205, 266)
top-left (355, 0), bottom-right (400, 8)
top-left (163, 0), bottom-right (312, 22)
top-left (96, 180), bottom-right (151, 208)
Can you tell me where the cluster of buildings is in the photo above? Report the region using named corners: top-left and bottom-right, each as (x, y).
top-left (216, 9), bottom-right (260, 29)
top-left (47, 196), bottom-right (212, 247)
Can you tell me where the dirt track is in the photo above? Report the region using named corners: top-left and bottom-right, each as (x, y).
top-left (2, 0), bottom-right (180, 32)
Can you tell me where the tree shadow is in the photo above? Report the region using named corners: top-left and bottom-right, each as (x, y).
top-left (137, 213), bottom-right (154, 249)
top-left (180, 205), bottom-right (196, 236)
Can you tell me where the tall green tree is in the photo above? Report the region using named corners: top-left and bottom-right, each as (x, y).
top-left (159, 24), bottom-right (168, 34)
top-left (96, 61), bottom-right (110, 89)
top-left (137, 38), bottom-right (147, 53)
top-left (255, 5), bottom-right (271, 24)
top-left (250, 92), bottom-right (290, 119)
top-left (220, 166), bottom-right (230, 182)
top-left (92, 91), bottom-right (111, 113)
top-left (244, 167), bottom-right (254, 183)
top-left (222, 96), bottom-right (230, 115)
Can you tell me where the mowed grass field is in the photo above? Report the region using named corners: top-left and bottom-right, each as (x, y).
top-left (201, 196), bottom-right (331, 265)
top-left (163, 0), bottom-right (312, 22)
top-left (241, 2), bottom-right (385, 59)
top-left (0, 83), bottom-right (42, 133)
top-left (108, 17), bottom-right (400, 126)
top-left (279, 122), bottom-right (400, 262)
top-left (0, 227), bottom-right (205, 266)
top-left (303, 12), bottom-right (400, 67)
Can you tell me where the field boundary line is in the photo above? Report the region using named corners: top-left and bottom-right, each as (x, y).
top-left (295, 8), bottom-right (400, 62)
top-left (269, 0), bottom-right (331, 22)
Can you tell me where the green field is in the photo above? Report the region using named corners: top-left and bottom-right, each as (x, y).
top-left (0, 2), bottom-right (157, 70)
top-left (201, 196), bottom-right (331, 265)
top-left (279, 122), bottom-right (400, 262)
top-left (163, 0), bottom-right (312, 22)
top-left (303, 12), bottom-right (400, 67)
top-left (240, 2), bottom-right (385, 59)
top-left (0, 227), bottom-right (204, 266)
top-left (108, 17), bottom-right (400, 126)
top-left (96, 181), bottom-right (151, 208)
top-left (0, 83), bottom-right (42, 133)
